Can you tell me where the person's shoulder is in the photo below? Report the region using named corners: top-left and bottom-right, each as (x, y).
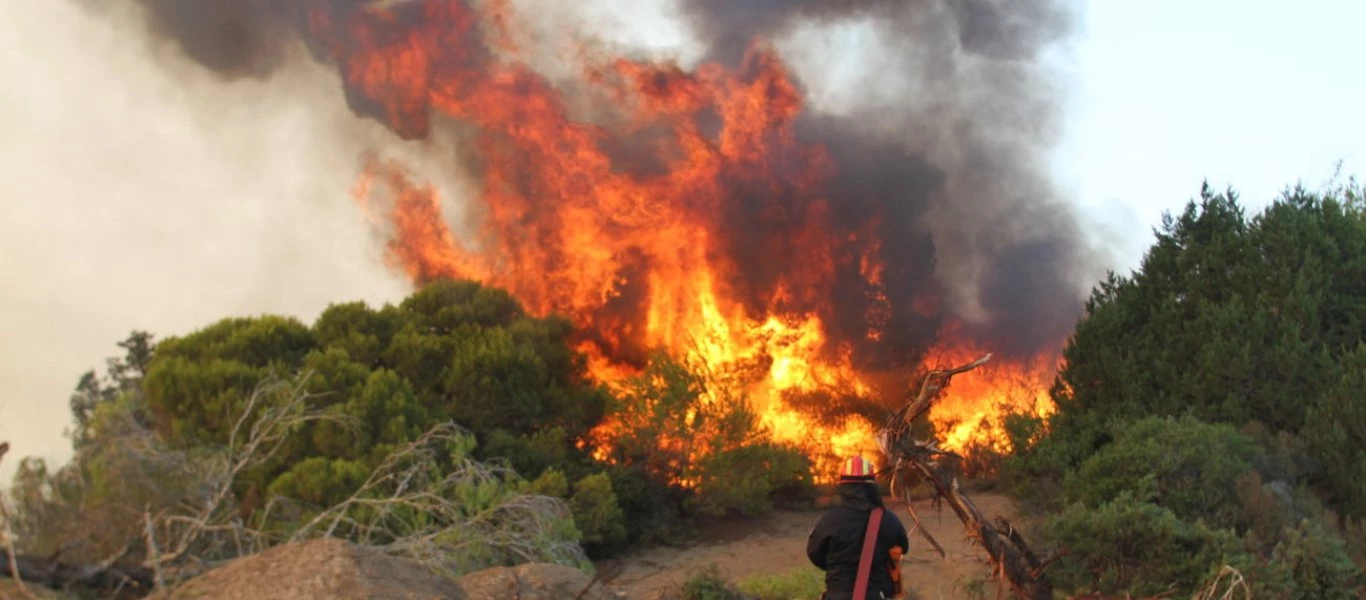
top-left (880, 508), bottom-right (908, 529)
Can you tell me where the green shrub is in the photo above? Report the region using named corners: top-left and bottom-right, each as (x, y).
top-left (602, 463), bottom-right (688, 545)
top-left (681, 564), bottom-right (745, 600)
top-left (598, 351), bottom-right (815, 526)
top-left (1303, 343), bottom-right (1366, 521)
top-left (1041, 493), bottom-right (1241, 596)
top-left (1060, 415), bottom-right (1262, 529)
top-left (569, 472), bottom-right (629, 552)
top-left (521, 468), bottom-right (570, 497)
top-left (737, 567), bottom-right (824, 600)
top-left (690, 442), bottom-right (815, 518)
top-left (1230, 520), bottom-right (1363, 598)
top-left (1001, 408), bottom-right (1109, 513)
top-left (483, 426), bottom-right (579, 481)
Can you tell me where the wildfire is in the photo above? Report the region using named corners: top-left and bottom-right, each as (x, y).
top-left (329, 0), bottom-right (1057, 482)
top-left (917, 340), bottom-right (1061, 455)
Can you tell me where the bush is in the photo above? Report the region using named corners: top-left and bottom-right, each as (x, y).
top-left (597, 351), bottom-right (816, 524)
top-left (1001, 407), bottom-right (1109, 513)
top-left (1303, 343), bottom-right (1366, 521)
top-left (1230, 519), bottom-right (1363, 598)
top-left (737, 567), bottom-right (825, 600)
top-left (569, 472), bottom-right (629, 552)
top-left (1041, 493), bottom-right (1241, 596)
top-left (521, 468), bottom-right (570, 497)
top-left (690, 442), bottom-right (815, 518)
top-left (1060, 415), bottom-right (1262, 530)
top-left (681, 564), bottom-right (745, 600)
top-left (602, 462), bottom-right (688, 546)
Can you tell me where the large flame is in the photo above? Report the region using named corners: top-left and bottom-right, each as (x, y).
top-left (327, 0), bottom-right (1057, 482)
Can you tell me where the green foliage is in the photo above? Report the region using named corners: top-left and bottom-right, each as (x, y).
top-left (9, 389), bottom-right (208, 563)
top-left (1027, 182), bottom-right (1366, 519)
top-left (690, 441), bottom-right (815, 518)
top-left (286, 423), bottom-right (590, 577)
top-left (69, 330), bottom-right (155, 446)
top-left (568, 472), bottom-right (628, 550)
top-left (736, 567), bottom-right (825, 600)
top-left (600, 351), bottom-right (815, 523)
top-left (1060, 415), bottom-right (1262, 529)
top-left (1304, 342), bottom-right (1366, 520)
top-left (1008, 179), bottom-right (1366, 597)
top-left (515, 467), bottom-right (630, 555)
top-left (521, 468), bottom-right (571, 497)
top-left (131, 279), bottom-right (610, 522)
top-left (1230, 520), bottom-right (1363, 599)
top-left (482, 426), bottom-right (580, 481)
top-left (681, 564), bottom-right (745, 600)
top-left (1041, 493), bottom-right (1241, 596)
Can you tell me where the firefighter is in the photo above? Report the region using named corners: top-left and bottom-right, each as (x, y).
top-left (806, 455), bottom-right (909, 600)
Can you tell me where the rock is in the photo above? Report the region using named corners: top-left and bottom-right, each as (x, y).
top-left (149, 538), bottom-right (466, 600)
top-left (457, 562), bottom-right (614, 600)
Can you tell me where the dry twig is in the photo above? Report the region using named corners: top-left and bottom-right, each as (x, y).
top-left (1192, 566), bottom-right (1251, 600)
top-left (285, 422), bottom-right (588, 577)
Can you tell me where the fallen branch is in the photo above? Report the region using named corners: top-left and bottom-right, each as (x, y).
top-left (1192, 566), bottom-right (1250, 600)
top-left (284, 422), bottom-right (588, 577)
top-left (879, 354), bottom-right (1053, 600)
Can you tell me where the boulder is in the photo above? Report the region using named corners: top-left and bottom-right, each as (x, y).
top-left (150, 538), bottom-right (466, 600)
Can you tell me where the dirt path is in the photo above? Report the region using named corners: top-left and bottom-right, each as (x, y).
top-left (602, 493), bottom-right (1021, 599)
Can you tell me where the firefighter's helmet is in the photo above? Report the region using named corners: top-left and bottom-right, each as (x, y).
top-left (839, 455), bottom-right (876, 482)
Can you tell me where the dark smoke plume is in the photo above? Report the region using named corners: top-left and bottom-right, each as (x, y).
top-left (131, 0), bottom-right (289, 78)
top-left (678, 0), bottom-right (1090, 361)
top-left (104, 0), bottom-right (1097, 369)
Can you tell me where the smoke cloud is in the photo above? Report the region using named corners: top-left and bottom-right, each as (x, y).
top-left (0, 0), bottom-right (417, 482)
top-left (675, 0), bottom-right (1090, 360)
top-left (3, 0), bottom-right (1103, 476)
top-left (80, 0), bottom-right (1099, 364)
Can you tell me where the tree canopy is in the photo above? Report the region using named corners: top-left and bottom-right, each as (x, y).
top-left (1007, 180), bottom-right (1366, 596)
top-left (113, 280), bottom-right (605, 525)
top-left (6, 278), bottom-right (816, 593)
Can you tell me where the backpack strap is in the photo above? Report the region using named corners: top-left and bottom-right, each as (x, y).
top-left (852, 507), bottom-right (884, 600)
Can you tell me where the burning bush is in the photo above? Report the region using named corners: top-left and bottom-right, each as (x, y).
top-left (591, 351), bottom-right (816, 520)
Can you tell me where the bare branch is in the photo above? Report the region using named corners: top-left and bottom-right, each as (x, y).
top-left (3, 370), bottom-right (585, 594)
top-left (286, 421), bottom-right (588, 577)
top-left (144, 507), bottom-right (165, 590)
top-left (140, 369), bottom-right (352, 573)
top-left (878, 353), bottom-right (1052, 599)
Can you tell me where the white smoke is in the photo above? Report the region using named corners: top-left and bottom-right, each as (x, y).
top-left (0, 0), bottom-right (432, 483)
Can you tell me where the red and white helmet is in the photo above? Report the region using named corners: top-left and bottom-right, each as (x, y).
top-left (838, 455), bottom-right (877, 482)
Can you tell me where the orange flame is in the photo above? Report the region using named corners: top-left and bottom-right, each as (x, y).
top-left (918, 337), bottom-right (1060, 456)
top-left (330, 0), bottom-right (1056, 483)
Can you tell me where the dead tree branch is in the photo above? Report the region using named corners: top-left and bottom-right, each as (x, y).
top-left (0, 371), bottom-right (348, 594)
top-left (1, 371), bottom-right (585, 595)
top-left (877, 353), bottom-right (1053, 600)
top-left (285, 421), bottom-right (588, 578)
top-left (147, 370), bottom-right (346, 571)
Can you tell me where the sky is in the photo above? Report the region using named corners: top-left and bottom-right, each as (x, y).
top-left (1, 0), bottom-right (1363, 483)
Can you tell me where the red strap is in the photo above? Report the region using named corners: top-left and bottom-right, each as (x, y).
top-left (853, 507), bottom-right (883, 600)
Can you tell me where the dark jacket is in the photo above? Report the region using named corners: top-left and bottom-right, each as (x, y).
top-left (805, 482), bottom-right (910, 600)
